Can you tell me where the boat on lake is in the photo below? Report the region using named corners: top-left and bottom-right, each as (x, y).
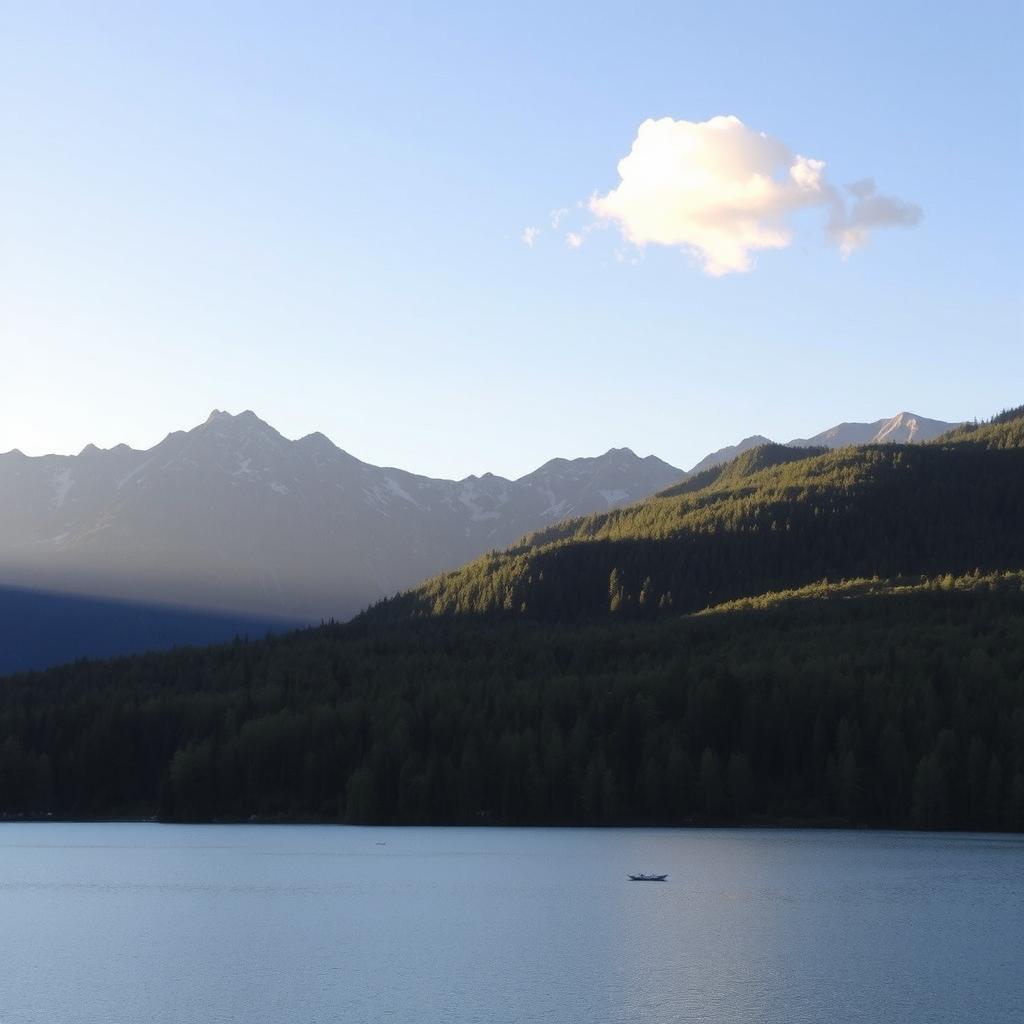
top-left (628, 873), bottom-right (668, 881)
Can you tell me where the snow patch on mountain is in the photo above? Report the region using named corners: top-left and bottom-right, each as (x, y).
top-left (384, 476), bottom-right (422, 507)
top-left (51, 468), bottom-right (73, 508)
top-left (787, 412), bottom-right (959, 449)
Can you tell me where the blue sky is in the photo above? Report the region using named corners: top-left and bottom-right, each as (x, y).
top-left (2, 1), bottom-right (1021, 477)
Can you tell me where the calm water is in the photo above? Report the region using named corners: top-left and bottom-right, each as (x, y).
top-left (0, 825), bottom-right (1021, 1023)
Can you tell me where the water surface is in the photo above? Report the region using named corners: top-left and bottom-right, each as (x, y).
top-left (0, 824), bottom-right (1020, 1023)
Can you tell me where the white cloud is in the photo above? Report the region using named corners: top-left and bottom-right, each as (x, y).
top-left (521, 226), bottom-right (541, 248)
top-left (830, 178), bottom-right (922, 256)
top-left (589, 115), bottom-right (921, 275)
top-left (550, 207), bottom-right (568, 228)
top-left (566, 232), bottom-right (583, 249)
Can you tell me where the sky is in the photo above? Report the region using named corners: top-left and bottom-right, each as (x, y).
top-left (2, 0), bottom-right (1021, 479)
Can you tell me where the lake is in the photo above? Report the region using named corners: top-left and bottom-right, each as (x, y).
top-left (0, 824), bottom-right (1020, 1023)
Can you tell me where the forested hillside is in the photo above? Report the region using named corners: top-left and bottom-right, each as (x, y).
top-left (0, 408), bottom-right (1021, 831)
top-left (1, 572), bottom-right (1022, 830)
top-left (366, 410), bottom-right (1024, 623)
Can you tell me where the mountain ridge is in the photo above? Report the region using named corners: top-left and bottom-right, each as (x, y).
top-left (0, 406), bottom-right (963, 654)
top-left (785, 410), bottom-right (955, 448)
top-left (0, 410), bottom-right (686, 624)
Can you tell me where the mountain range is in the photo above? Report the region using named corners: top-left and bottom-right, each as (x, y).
top-left (3, 406), bottom-right (1020, 831)
top-left (0, 407), bottom-right (959, 670)
top-left (0, 409), bottom-right (684, 622)
top-left (686, 411), bottom-right (957, 476)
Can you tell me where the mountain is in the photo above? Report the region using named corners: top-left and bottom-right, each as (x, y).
top-left (786, 411), bottom-right (957, 448)
top-left (1, 407), bottom-right (1021, 831)
top-left (0, 585), bottom-right (286, 676)
top-left (0, 410), bottom-right (684, 626)
top-left (678, 412), bottom-right (960, 478)
top-left (517, 448), bottom-right (683, 522)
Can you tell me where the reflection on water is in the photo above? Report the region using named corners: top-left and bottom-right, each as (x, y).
top-left (0, 824), bottom-right (1021, 1023)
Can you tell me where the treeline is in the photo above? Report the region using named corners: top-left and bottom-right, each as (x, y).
top-left (936, 406), bottom-right (1024, 447)
top-left (1, 574), bottom-right (1023, 831)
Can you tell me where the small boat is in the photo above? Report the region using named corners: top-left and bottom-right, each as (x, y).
top-left (628, 873), bottom-right (668, 881)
